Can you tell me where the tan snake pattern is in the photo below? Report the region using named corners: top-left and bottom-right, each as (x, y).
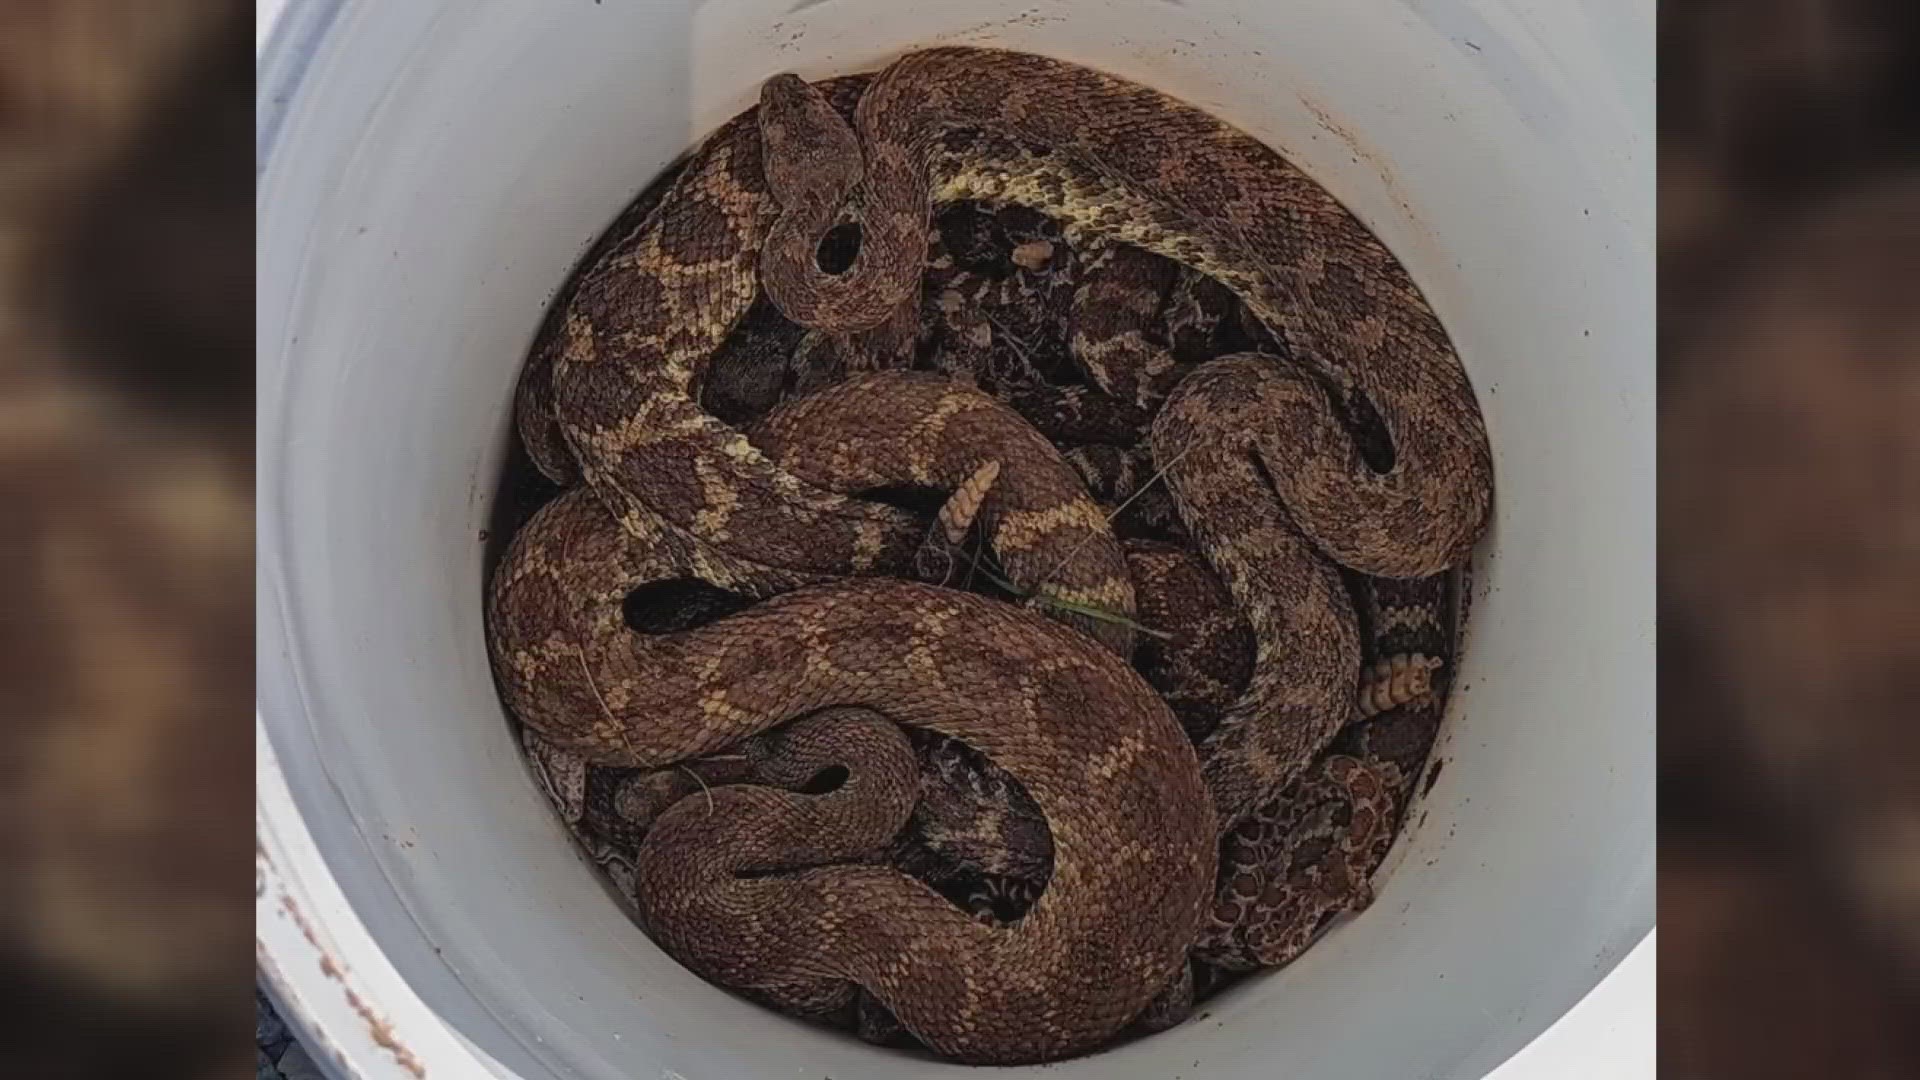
top-left (493, 47), bottom-right (1490, 1064)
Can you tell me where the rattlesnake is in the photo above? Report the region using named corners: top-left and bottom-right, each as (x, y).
top-left (489, 485), bottom-right (1213, 1064)
top-left (750, 51), bottom-right (1490, 575)
top-left (504, 246), bottom-right (1457, 1054)
top-left (497, 47), bottom-right (1489, 1063)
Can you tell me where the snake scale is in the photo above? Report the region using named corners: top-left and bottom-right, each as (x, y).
top-left (491, 47), bottom-right (1489, 1064)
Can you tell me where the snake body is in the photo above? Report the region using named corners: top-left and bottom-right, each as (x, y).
top-left (488, 488), bottom-right (1211, 1064)
top-left (749, 51), bottom-right (1487, 828)
top-left (755, 51), bottom-right (1491, 578)
top-left (496, 46), bottom-right (1490, 1064)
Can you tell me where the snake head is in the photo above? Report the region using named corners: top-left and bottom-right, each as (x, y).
top-left (758, 72), bottom-right (863, 210)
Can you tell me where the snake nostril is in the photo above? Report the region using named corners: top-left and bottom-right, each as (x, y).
top-left (816, 222), bottom-right (861, 274)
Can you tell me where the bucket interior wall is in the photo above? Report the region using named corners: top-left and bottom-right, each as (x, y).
top-left (256, 2), bottom-right (1653, 1078)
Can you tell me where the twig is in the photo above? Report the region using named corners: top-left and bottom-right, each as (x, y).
top-left (677, 763), bottom-right (717, 816)
top-left (1032, 593), bottom-right (1177, 642)
top-left (582, 645), bottom-right (714, 815)
top-left (915, 519), bottom-right (961, 587)
top-left (1102, 437), bottom-right (1195, 527)
top-left (1035, 435), bottom-right (1199, 589)
top-left (959, 544), bottom-right (1174, 642)
top-left (573, 643), bottom-right (644, 764)
top-left (981, 308), bottom-right (1040, 367)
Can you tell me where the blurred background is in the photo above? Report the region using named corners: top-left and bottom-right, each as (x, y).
top-left (1661, 0), bottom-right (1920, 1076)
top-left (0, 0), bottom-right (1915, 1077)
top-left (0, 1), bottom-right (250, 1077)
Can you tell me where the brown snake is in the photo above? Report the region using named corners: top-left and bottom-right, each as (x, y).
top-left (488, 488), bottom-right (1212, 1064)
top-left (753, 50), bottom-right (1491, 579)
top-left (497, 47), bottom-right (1490, 1064)
top-left (746, 49), bottom-right (1488, 832)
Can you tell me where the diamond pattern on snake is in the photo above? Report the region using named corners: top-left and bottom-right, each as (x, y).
top-left (487, 46), bottom-right (1489, 1066)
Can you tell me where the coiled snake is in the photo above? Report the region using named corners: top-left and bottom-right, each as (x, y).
top-left (492, 47), bottom-right (1491, 1065)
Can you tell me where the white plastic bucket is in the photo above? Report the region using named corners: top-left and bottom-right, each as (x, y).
top-left (256, 2), bottom-right (1652, 1078)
